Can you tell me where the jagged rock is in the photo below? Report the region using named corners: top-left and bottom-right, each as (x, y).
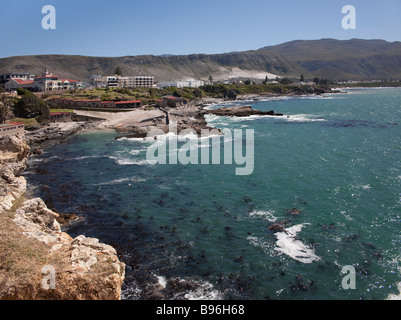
top-left (115, 126), bottom-right (149, 139)
top-left (0, 135), bottom-right (125, 300)
top-left (204, 106), bottom-right (284, 117)
top-left (287, 208), bottom-right (302, 216)
top-left (0, 135), bottom-right (30, 213)
top-left (0, 134), bottom-right (30, 164)
top-left (268, 219), bottom-right (292, 233)
top-left (13, 198), bottom-right (62, 241)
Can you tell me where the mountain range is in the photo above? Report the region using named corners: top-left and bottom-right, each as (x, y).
top-left (1, 38), bottom-right (400, 82)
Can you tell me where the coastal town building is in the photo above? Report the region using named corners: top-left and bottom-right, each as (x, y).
top-left (89, 75), bottom-right (105, 87)
top-left (133, 76), bottom-right (154, 88)
top-left (89, 75), bottom-right (155, 88)
top-left (0, 72), bottom-right (35, 87)
top-left (156, 79), bottom-right (204, 88)
top-left (3, 70), bottom-right (80, 92)
top-left (49, 112), bottom-right (73, 123)
top-left (0, 122), bottom-right (25, 138)
top-left (157, 96), bottom-right (185, 108)
top-left (33, 70), bottom-right (79, 92)
top-left (5, 78), bottom-right (35, 91)
top-left (106, 76), bottom-right (118, 88)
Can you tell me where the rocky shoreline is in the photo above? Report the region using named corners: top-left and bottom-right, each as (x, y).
top-left (0, 135), bottom-right (125, 300)
top-left (0, 91), bottom-right (330, 300)
top-left (115, 102), bottom-right (284, 140)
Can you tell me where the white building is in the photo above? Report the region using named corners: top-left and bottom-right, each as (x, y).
top-left (0, 122), bottom-right (25, 138)
top-left (89, 75), bottom-right (106, 87)
top-left (4, 70), bottom-right (79, 92)
top-left (156, 79), bottom-right (204, 88)
top-left (0, 72), bottom-right (35, 86)
top-left (33, 70), bottom-right (78, 92)
top-left (5, 78), bottom-right (35, 91)
top-left (89, 75), bottom-right (154, 88)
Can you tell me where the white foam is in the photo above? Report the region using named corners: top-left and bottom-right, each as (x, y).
top-left (387, 283), bottom-right (401, 300)
top-left (68, 155), bottom-right (101, 161)
top-left (118, 159), bottom-right (158, 166)
top-left (129, 150), bottom-right (142, 155)
top-left (95, 177), bottom-right (147, 186)
top-left (108, 155), bottom-right (157, 166)
top-left (154, 274), bottom-right (167, 289)
top-left (282, 114), bottom-right (327, 122)
top-left (121, 284), bottom-right (142, 300)
top-left (274, 224), bottom-right (320, 264)
top-left (116, 137), bottom-right (146, 142)
top-left (247, 235), bottom-right (275, 256)
top-left (183, 280), bottom-right (224, 300)
top-left (206, 112), bottom-right (327, 125)
top-left (248, 210), bottom-right (277, 222)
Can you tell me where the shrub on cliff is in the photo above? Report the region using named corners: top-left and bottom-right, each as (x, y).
top-left (0, 94), bottom-right (13, 124)
top-left (14, 89), bottom-right (50, 121)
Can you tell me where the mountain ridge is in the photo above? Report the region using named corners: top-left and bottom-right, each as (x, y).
top-left (1, 39), bottom-right (400, 82)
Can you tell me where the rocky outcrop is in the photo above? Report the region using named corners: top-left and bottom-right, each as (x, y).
top-left (115, 105), bottom-right (279, 140)
top-left (0, 135), bottom-right (125, 300)
top-left (25, 121), bottom-right (100, 147)
top-left (0, 135), bottom-right (30, 213)
top-left (204, 105), bottom-right (284, 117)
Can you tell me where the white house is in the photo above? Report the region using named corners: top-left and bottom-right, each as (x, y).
top-left (156, 79), bottom-right (204, 88)
top-left (5, 78), bottom-right (35, 91)
top-left (33, 70), bottom-right (78, 91)
top-left (89, 75), bottom-right (154, 88)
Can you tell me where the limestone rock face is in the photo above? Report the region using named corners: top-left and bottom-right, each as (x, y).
top-left (0, 134), bottom-right (30, 213)
top-left (0, 135), bottom-right (125, 300)
top-left (0, 134), bottom-right (30, 165)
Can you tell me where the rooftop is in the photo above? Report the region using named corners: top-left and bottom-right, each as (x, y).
top-left (114, 100), bottom-right (142, 104)
top-left (12, 79), bottom-right (34, 85)
top-left (0, 122), bottom-right (24, 128)
top-left (50, 112), bottom-right (72, 115)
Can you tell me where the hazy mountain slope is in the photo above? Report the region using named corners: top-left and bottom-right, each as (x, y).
top-left (0, 51), bottom-right (299, 82)
top-left (0, 39), bottom-right (400, 82)
top-left (260, 38), bottom-right (401, 79)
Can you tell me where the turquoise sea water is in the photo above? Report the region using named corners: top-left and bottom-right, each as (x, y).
top-left (25, 88), bottom-right (401, 300)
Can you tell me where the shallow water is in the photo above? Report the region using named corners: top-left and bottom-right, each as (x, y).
top-left (25, 88), bottom-right (401, 300)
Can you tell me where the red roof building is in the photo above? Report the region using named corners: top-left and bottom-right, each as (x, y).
top-left (0, 122), bottom-right (25, 137)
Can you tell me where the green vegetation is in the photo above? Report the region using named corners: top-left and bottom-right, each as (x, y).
top-left (114, 66), bottom-right (123, 76)
top-left (1, 39), bottom-right (401, 87)
top-left (47, 82), bottom-right (332, 108)
top-left (0, 94), bottom-right (13, 124)
top-left (14, 89), bottom-right (50, 122)
top-left (50, 108), bottom-right (74, 113)
top-left (8, 117), bottom-right (40, 128)
top-left (333, 81), bottom-right (401, 88)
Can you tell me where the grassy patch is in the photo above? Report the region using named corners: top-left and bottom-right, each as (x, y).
top-left (0, 195), bottom-right (48, 289)
top-left (50, 109), bottom-right (75, 113)
top-left (8, 117), bottom-right (39, 128)
top-left (5, 195), bottom-right (27, 218)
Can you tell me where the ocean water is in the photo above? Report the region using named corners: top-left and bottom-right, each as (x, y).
top-left (25, 88), bottom-right (401, 300)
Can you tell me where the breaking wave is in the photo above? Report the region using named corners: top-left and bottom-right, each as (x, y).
top-left (274, 224), bottom-right (321, 264)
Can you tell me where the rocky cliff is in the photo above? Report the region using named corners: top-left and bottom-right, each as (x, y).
top-left (0, 135), bottom-right (125, 300)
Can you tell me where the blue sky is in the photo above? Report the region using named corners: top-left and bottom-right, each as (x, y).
top-left (0, 0), bottom-right (400, 58)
